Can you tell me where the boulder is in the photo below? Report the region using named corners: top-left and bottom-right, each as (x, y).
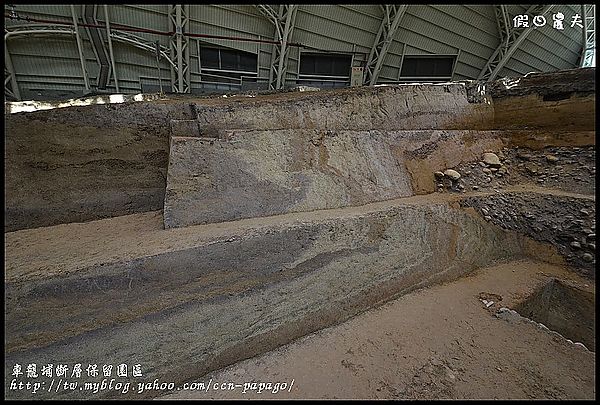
top-left (443, 169), bottom-right (461, 181)
top-left (482, 152), bottom-right (502, 168)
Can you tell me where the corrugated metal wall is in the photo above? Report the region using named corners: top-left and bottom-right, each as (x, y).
top-left (4, 4), bottom-right (589, 100)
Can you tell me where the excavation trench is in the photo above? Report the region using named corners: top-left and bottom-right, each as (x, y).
top-left (4, 68), bottom-right (595, 399)
top-left (512, 278), bottom-right (595, 350)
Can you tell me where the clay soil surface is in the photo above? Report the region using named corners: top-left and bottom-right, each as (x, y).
top-left (162, 260), bottom-right (595, 400)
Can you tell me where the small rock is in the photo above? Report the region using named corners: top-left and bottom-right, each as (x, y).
top-left (484, 215), bottom-right (492, 221)
top-left (483, 168), bottom-right (492, 174)
top-left (570, 241), bottom-right (581, 249)
top-left (525, 164), bottom-right (539, 175)
top-left (458, 184), bottom-right (465, 190)
top-left (473, 185), bottom-right (479, 190)
top-left (545, 155), bottom-right (559, 163)
top-left (434, 171), bottom-right (445, 179)
top-left (580, 209), bottom-right (590, 216)
top-left (482, 152), bottom-right (502, 168)
top-left (587, 243), bottom-right (595, 250)
top-left (517, 153), bottom-right (533, 160)
top-left (443, 169), bottom-right (461, 181)
top-left (582, 253), bottom-right (594, 262)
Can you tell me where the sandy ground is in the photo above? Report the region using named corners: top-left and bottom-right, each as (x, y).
top-left (161, 259), bottom-right (595, 400)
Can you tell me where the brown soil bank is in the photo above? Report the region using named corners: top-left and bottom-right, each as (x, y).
top-left (3, 102), bottom-right (195, 232)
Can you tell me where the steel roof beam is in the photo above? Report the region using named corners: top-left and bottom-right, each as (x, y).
top-left (169, 5), bottom-right (190, 93)
top-left (257, 4), bottom-right (298, 90)
top-left (103, 5), bottom-right (119, 92)
top-left (5, 25), bottom-right (175, 70)
top-left (580, 4), bottom-right (595, 67)
top-left (70, 5), bottom-right (90, 91)
top-left (4, 45), bottom-right (20, 101)
top-left (479, 4), bottom-right (555, 81)
top-left (364, 4), bottom-right (407, 86)
top-left (83, 5), bottom-right (110, 90)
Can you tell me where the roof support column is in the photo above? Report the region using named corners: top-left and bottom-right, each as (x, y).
top-left (70, 4), bottom-right (91, 91)
top-left (478, 4), bottom-right (554, 81)
top-left (169, 4), bottom-right (190, 93)
top-left (103, 5), bottom-right (120, 92)
top-left (4, 44), bottom-right (21, 101)
top-left (364, 4), bottom-right (407, 86)
top-left (257, 4), bottom-right (298, 90)
top-left (580, 4), bottom-right (596, 67)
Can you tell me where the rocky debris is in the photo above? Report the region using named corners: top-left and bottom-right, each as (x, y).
top-left (435, 168), bottom-right (469, 193)
top-left (438, 146), bottom-right (595, 195)
top-left (291, 85), bottom-right (321, 92)
top-left (461, 192), bottom-right (596, 277)
top-left (488, 68), bottom-right (595, 99)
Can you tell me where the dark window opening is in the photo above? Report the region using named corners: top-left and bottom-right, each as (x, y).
top-left (298, 53), bottom-right (352, 88)
top-left (199, 46), bottom-right (257, 73)
top-left (300, 53), bottom-right (352, 77)
top-left (400, 56), bottom-right (455, 80)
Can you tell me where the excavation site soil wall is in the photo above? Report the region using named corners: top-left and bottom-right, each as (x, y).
top-left (5, 69), bottom-right (594, 232)
top-left (3, 68), bottom-right (595, 400)
top-left (4, 102), bottom-right (195, 232)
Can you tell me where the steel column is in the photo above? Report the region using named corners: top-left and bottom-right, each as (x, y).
top-left (70, 5), bottom-right (90, 91)
top-left (478, 4), bottom-right (555, 81)
top-left (257, 4), bottom-right (298, 90)
top-left (364, 5), bottom-right (407, 86)
top-left (580, 5), bottom-right (596, 67)
top-left (169, 5), bottom-right (190, 93)
top-left (4, 45), bottom-right (21, 101)
top-left (103, 5), bottom-right (120, 92)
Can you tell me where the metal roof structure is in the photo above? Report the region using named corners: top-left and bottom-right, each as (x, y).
top-left (3, 4), bottom-right (596, 101)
